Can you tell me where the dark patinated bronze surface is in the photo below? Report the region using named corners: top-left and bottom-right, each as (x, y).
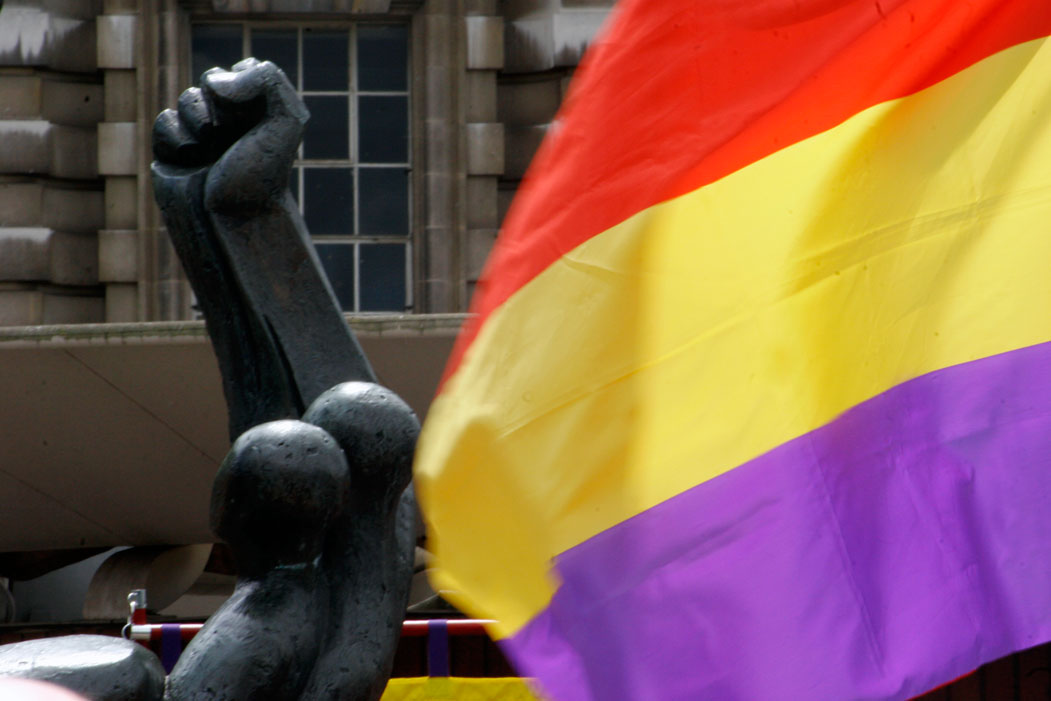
top-left (154, 60), bottom-right (417, 701)
top-left (0, 635), bottom-right (165, 701)
top-left (0, 59), bottom-right (417, 701)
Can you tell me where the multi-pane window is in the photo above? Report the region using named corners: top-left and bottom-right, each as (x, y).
top-left (191, 24), bottom-right (411, 312)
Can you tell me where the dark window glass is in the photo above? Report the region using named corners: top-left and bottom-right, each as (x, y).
top-left (303, 30), bottom-right (349, 91)
top-left (192, 25), bottom-right (242, 84)
top-left (359, 96), bottom-right (408, 163)
top-left (303, 96), bottom-right (349, 159)
top-left (251, 30), bottom-right (298, 85)
top-left (193, 22), bottom-right (411, 312)
top-left (359, 168), bottom-right (408, 235)
top-left (314, 243), bottom-right (355, 311)
top-left (357, 25), bottom-right (407, 91)
top-left (304, 168), bottom-right (353, 236)
top-left (359, 243), bottom-right (406, 311)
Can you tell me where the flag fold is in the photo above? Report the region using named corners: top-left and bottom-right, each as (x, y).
top-left (415, 1), bottom-right (1051, 698)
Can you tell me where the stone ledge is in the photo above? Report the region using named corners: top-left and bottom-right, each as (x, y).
top-left (199, 0), bottom-right (396, 12)
top-left (0, 313), bottom-right (470, 347)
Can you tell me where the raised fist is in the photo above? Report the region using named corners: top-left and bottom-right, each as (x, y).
top-left (150, 58), bottom-right (374, 438)
top-left (153, 59), bottom-right (307, 214)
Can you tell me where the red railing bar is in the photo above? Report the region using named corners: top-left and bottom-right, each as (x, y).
top-left (399, 619), bottom-right (493, 637)
top-left (128, 619), bottom-right (494, 643)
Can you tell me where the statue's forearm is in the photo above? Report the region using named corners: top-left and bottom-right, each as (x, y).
top-left (153, 161), bottom-right (374, 438)
top-left (209, 196), bottom-right (376, 409)
top-left (153, 162), bottom-right (299, 439)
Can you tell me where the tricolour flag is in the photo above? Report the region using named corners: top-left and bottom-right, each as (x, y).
top-left (414, 1), bottom-right (1051, 698)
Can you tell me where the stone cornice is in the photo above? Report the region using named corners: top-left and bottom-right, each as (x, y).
top-left (178, 0), bottom-right (424, 16)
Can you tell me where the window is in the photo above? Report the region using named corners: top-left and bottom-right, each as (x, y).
top-left (191, 23), bottom-right (411, 313)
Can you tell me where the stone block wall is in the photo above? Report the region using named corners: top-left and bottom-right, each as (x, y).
top-left (497, 0), bottom-right (612, 225)
top-left (0, 0), bottom-right (198, 327)
top-left (96, 0), bottom-right (142, 322)
top-left (0, 0), bottom-right (612, 325)
top-left (0, 0), bottom-right (106, 324)
top-left (461, 3), bottom-right (503, 302)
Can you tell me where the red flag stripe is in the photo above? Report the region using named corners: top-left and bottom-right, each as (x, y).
top-left (443, 0), bottom-right (1051, 387)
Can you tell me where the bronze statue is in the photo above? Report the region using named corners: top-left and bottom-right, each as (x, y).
top-left (154, 59), bottom-right (418, 701)
top-left (0, 59), bottom-right (417, 701)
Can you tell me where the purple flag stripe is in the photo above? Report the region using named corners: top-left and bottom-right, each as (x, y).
top-left (503, 341), bottom-right (1051, 701)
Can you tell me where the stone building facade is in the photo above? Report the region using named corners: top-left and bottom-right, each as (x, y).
top-left (0, 0), bottom-right (613, 622)
top-left (0, 0), bottom-right (614, 326)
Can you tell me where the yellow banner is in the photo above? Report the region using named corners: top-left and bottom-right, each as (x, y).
top-left (382, 677), bottom-right (543, 701)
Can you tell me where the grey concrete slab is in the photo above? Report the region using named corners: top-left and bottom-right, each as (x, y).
top-left (0, 316), bottom-right (462, 552)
